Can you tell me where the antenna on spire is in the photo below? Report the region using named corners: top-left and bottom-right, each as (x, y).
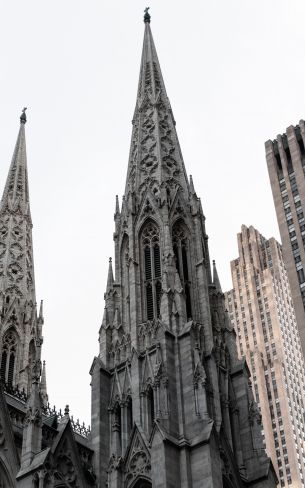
top-left (20, 107), bottom-right (27, 124)
top-left (144, 7), bottom-right (151, 24)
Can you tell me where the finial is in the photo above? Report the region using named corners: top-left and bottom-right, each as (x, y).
top-left (64, 404), bottom-right (70, 416)
top-left (39, 299), bottom-right (43, 319)
top-left (115, 195), bottom-right (120, 215)
top-left (20, 107), bottom-right (27, 124)
top-left (109, 257), bottom-right (112, 263)
top-left (189, 175), bottom-right (196, 194)
top-left (144, 7), bottom-right (151, 24)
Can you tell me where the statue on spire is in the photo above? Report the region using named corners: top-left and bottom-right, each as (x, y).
top-left (144, 7), bottom-right (151, 24)
top-left (20, 107), bottom-right (27, 124)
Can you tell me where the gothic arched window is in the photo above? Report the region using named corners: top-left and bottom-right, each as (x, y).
top-left (141, 222), bottom-right (161, 321)
top-left (173, 222), bottom-right (192, 319)
top-left (1, 329), bottom-right (18, 386)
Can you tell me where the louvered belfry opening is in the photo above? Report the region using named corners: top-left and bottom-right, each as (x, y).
top-left (141, 221), bottom-right (162, 321)
top-left (173, 221), bottom-right (192, 319)
top-left (1, 329), bottom-right (18, 386)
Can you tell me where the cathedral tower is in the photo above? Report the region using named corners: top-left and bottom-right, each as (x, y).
top-left (0, 109), bottom-right (44, 395)
top-left (90, 12), bottom-right (277, 488)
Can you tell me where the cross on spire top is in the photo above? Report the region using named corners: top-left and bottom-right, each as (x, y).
top-left (144, 7), bottom-right (151, 23)
top-left (20, 107), bottom-right (27, 124)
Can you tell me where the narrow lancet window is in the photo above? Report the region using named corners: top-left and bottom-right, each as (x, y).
top-left (142, 222), bottom-right (162, 321)
top-left (1, 329), bottom-right (17, 386)
top-left (147, 386), bottom-right (155, 434)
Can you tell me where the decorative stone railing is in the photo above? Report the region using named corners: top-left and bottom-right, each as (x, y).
top-left (42, 403), bottom-right (91, 439)
top-left (2, 382), bottom-right (91, 439)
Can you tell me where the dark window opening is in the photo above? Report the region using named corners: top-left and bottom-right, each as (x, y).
top-left (127, 397), bottom-right (133, 434)
top-left (145, 247), bottom-right (152, 280)
top-left (147, 387), bottom-right (154, 433)
top-left (156, 281), bottom-right (162, 317)
top-left (146, 284), bottom-right (154, 321)
top-left (142, 222), bottom-right (162, 321)
top-left (153, 245), bottom-right (161, 278)
top-left (8, 355), bottom-right (15, 386)
top-left (0, 351), bottom-right (7, 382)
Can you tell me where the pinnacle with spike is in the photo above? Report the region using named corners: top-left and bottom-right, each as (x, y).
top-left (106, 257), bottom-right (114, 292)
top-left (212, 260), bottom-right (222, 293)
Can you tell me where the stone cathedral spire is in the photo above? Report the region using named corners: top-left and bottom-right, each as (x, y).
top-left (125, 10), bottom-right (189, 203)
top-left (90, 13), bottom-right (277, 488)
top-left (0, 110), bottom-right (44, 395)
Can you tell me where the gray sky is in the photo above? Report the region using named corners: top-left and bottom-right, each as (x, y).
top-left (1, 0), bottom-right (305, 425)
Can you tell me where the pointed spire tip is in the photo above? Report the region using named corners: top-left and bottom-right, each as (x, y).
top-left (20, 107), bottom-right (27, 124)
top-left (144, 7), bottom-right (151, 23)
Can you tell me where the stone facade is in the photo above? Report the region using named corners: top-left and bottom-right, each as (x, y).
top-left (266, 123), bottom-right (305, 358)
top-left (225, 225), bottom-right (305, 488)
top-left (90, 14), bottom-right (277, 488)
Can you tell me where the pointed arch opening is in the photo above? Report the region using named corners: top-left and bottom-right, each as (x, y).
top-left (1, 328), bottom-right (18, 386)
top-left (127, 396), bottom-right (133, 435)
top-left (147, 385), bottom-right (155, 434)
top-left (140, 221), bottom-right (162, 321)
top-left (172, 221), bottom-right (193, 319)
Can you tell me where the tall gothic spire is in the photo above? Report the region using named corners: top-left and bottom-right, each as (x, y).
top-left (0, 109), bottom-right (35, 303)
top-left (124, 15), bottom-right (190, 200)
top-left (0, 108), bottom-right (31, 219)
top-left (0, 111), bottom-right (42, 393)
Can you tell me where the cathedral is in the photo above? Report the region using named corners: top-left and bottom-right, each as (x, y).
top-left (0, 11), bottom-right (278, 488)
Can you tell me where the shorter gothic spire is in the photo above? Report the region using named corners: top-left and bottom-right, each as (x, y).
top-left (115, 195), bottom-right (120, 216)
top-left (189, 175), bottom-right (196, 195)
top-left (38, 300), bottom-right (44, 322)
top-left (40, 360), bottom-right (48, 407)
top-left (212, 260), bottom-right (222, 293)
top-left (106, 258), bottom-right (114, 292)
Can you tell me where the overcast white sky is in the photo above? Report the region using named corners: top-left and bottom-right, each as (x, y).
top-left (1, 1), bottom-right (305, 425)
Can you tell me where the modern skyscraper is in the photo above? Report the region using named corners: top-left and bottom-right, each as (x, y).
top-left (266, 122), bottom-right (305, 357)
top-left (90, 12), bottom-right (276, 488)
top-left (225, 225), bottom-right (305, 488)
